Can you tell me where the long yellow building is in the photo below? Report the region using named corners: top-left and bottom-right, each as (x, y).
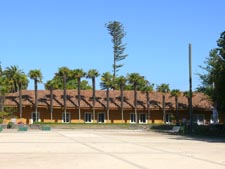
top-left (2, 90), bottom-right (218, 124)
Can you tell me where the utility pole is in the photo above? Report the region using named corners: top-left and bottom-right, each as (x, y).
top-left (189, 43), bottom-right (193, 134)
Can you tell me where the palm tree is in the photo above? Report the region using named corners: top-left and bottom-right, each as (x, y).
top-left (45, 80), bottom-right (58, 121)
top-left (100, 72), bottom-right (113, 122)
top-left (0, 73), bottom-right (10, 112)
top-left (115, 76), bottom-right (127, 122)
top-left (171, 89), bottom-right (181, 125)
top-left (127, 73), bottom-right (145, 124)
top-left (4, 65), bottom-right (26, 92)
top-left (28, 69), bottom-right (43, 122)
top-left (16, 73), bottom-right (28, 119)
top-left (156, 83), bottom-right (170, 124)
top-left (71, 69), bottom-right (86, 121)
top-left (0, 65), bottom-right (7, 111)
top-left (87, 69), bottom-right (99, 122)
top-left (142, 80), bottom-right (154, 123)
top-left (57, 67), bottom-right (71, 123)
top-left (3, 65), bottom-right (28, 118)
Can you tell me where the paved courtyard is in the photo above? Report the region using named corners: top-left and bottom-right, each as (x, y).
top-left (0, 129), bottom-right (224, 169)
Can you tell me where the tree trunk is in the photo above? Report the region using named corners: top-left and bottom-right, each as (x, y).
top-left (134, 84), bottom-right (138, 123)
top-left (120, 84), bottom-right (124, 121)
top-left (19, 82), bottom-right (22, 118)
top-left (0, 95), bottom-right (5, 112)
top-left (92, 77), bottom-right (96, 122)
top-left (50, 86), bottom-right (53, 120)
top-left (63, 74), bottom-right (67, 122)
top-left (163, 95), bottom-right (166, 124)
top-left (106, 87), bottom-right (109, 122)
top-left (14, 81), bottom-right (17, 92)
top-left (34, 79), bottom-right (38, 122)
top-left (113, 52), bottom-right (116, 85)
top-left (78, 78), bottom-right (81, 120)
top-left (146, 91), bottom-right (150, 123)
top-left (175, 97), bottom-right (179, 125)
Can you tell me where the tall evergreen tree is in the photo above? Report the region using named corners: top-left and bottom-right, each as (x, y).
top-left (106, 21), bottom-right (128, 85)
top-left (199, 31), bottom-right (225, 112)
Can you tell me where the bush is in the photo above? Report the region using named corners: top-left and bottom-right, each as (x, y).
top-left (150, 124), bottom-right (174, 130)
top-left (192, 124), bottom-right (225, 137)
top-left (7, 122), bottom-right (14, 129)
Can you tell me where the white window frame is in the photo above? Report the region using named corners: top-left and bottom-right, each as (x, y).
top-left (84, 112), bottom-right (92, 123)
top-left (62, 112), bottom-right (71, 123)
top-left (139, 113), bottom-right (147, 124)
top-left (130, 113), bottom-right (136, 123)
top-left (98, 112), bottom-right (105, 123)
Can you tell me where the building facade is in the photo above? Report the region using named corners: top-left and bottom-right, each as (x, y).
top-left (3, 90), bottom-right (214, 124)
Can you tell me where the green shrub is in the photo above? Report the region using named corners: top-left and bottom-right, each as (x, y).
top-left (192, 124), bottom-right (225, 137)
top-left (150, 124), bottom-right (174, 130)
top-left (7, 122), bottom-right (14, 129)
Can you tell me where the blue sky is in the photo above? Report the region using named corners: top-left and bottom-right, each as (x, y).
top-left (0, 0), bottom-right (224, 91)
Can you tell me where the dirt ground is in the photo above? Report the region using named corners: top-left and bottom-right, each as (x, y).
top-left (0, 129), bottom-right (224, 169)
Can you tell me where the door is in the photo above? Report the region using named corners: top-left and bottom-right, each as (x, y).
top-left (130, 113), bottom-right (136, 123)
top-left (139, 113), bottom-right (147, 124)
top-left (32, 112), bottom-right (40, 123)
top-left (166, 114), bottom-right (172, 124)
top-left (62, 112), bottom-right (70, 123)
top-left (85, 113), bottom-right (92, 123)
top-left (98, 113), bottom-right (105, 123)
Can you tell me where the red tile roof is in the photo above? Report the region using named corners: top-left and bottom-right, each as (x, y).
top-left (4, 90), bottom-right (212, 110)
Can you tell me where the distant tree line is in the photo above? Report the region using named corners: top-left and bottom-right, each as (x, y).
top-left (0, 64), bottom-right (184, 124)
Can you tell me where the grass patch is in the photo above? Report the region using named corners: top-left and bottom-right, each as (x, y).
top-left (32, 122), bottom-right (152, 130)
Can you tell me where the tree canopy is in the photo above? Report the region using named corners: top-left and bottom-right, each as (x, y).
top-left (46, 67), bottom-right (91, 90)
top-left (198, 31), bottom-right (225, 112)
top-left (106, 21), bottom-right (128, 86)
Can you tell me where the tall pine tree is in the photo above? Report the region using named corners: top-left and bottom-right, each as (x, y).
top-left (199, 31), bottom-right (225, 112)
top-left (106, 21), bottom-right (128, 87)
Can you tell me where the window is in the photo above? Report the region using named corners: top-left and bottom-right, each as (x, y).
top-left (32, 112), bottom-right (40, 123)
top-left (193, 114), bottom-right (204, 125)
top-left (130, 113), bottom-right (136, 123)
top-left (85, 113), bottom-right (92, 123)
top-left (139, 113), bottom-right (147, 124)
top-left (62, 112), bottom-right (70, 123)
top-left (98, 113), bottom-right (105, 123)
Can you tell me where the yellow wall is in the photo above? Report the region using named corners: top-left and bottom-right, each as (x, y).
top-left (8, 106), bottom-right (213, 124)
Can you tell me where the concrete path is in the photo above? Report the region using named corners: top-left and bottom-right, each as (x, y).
top-left (0, 129), bottom-right (224, 169)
